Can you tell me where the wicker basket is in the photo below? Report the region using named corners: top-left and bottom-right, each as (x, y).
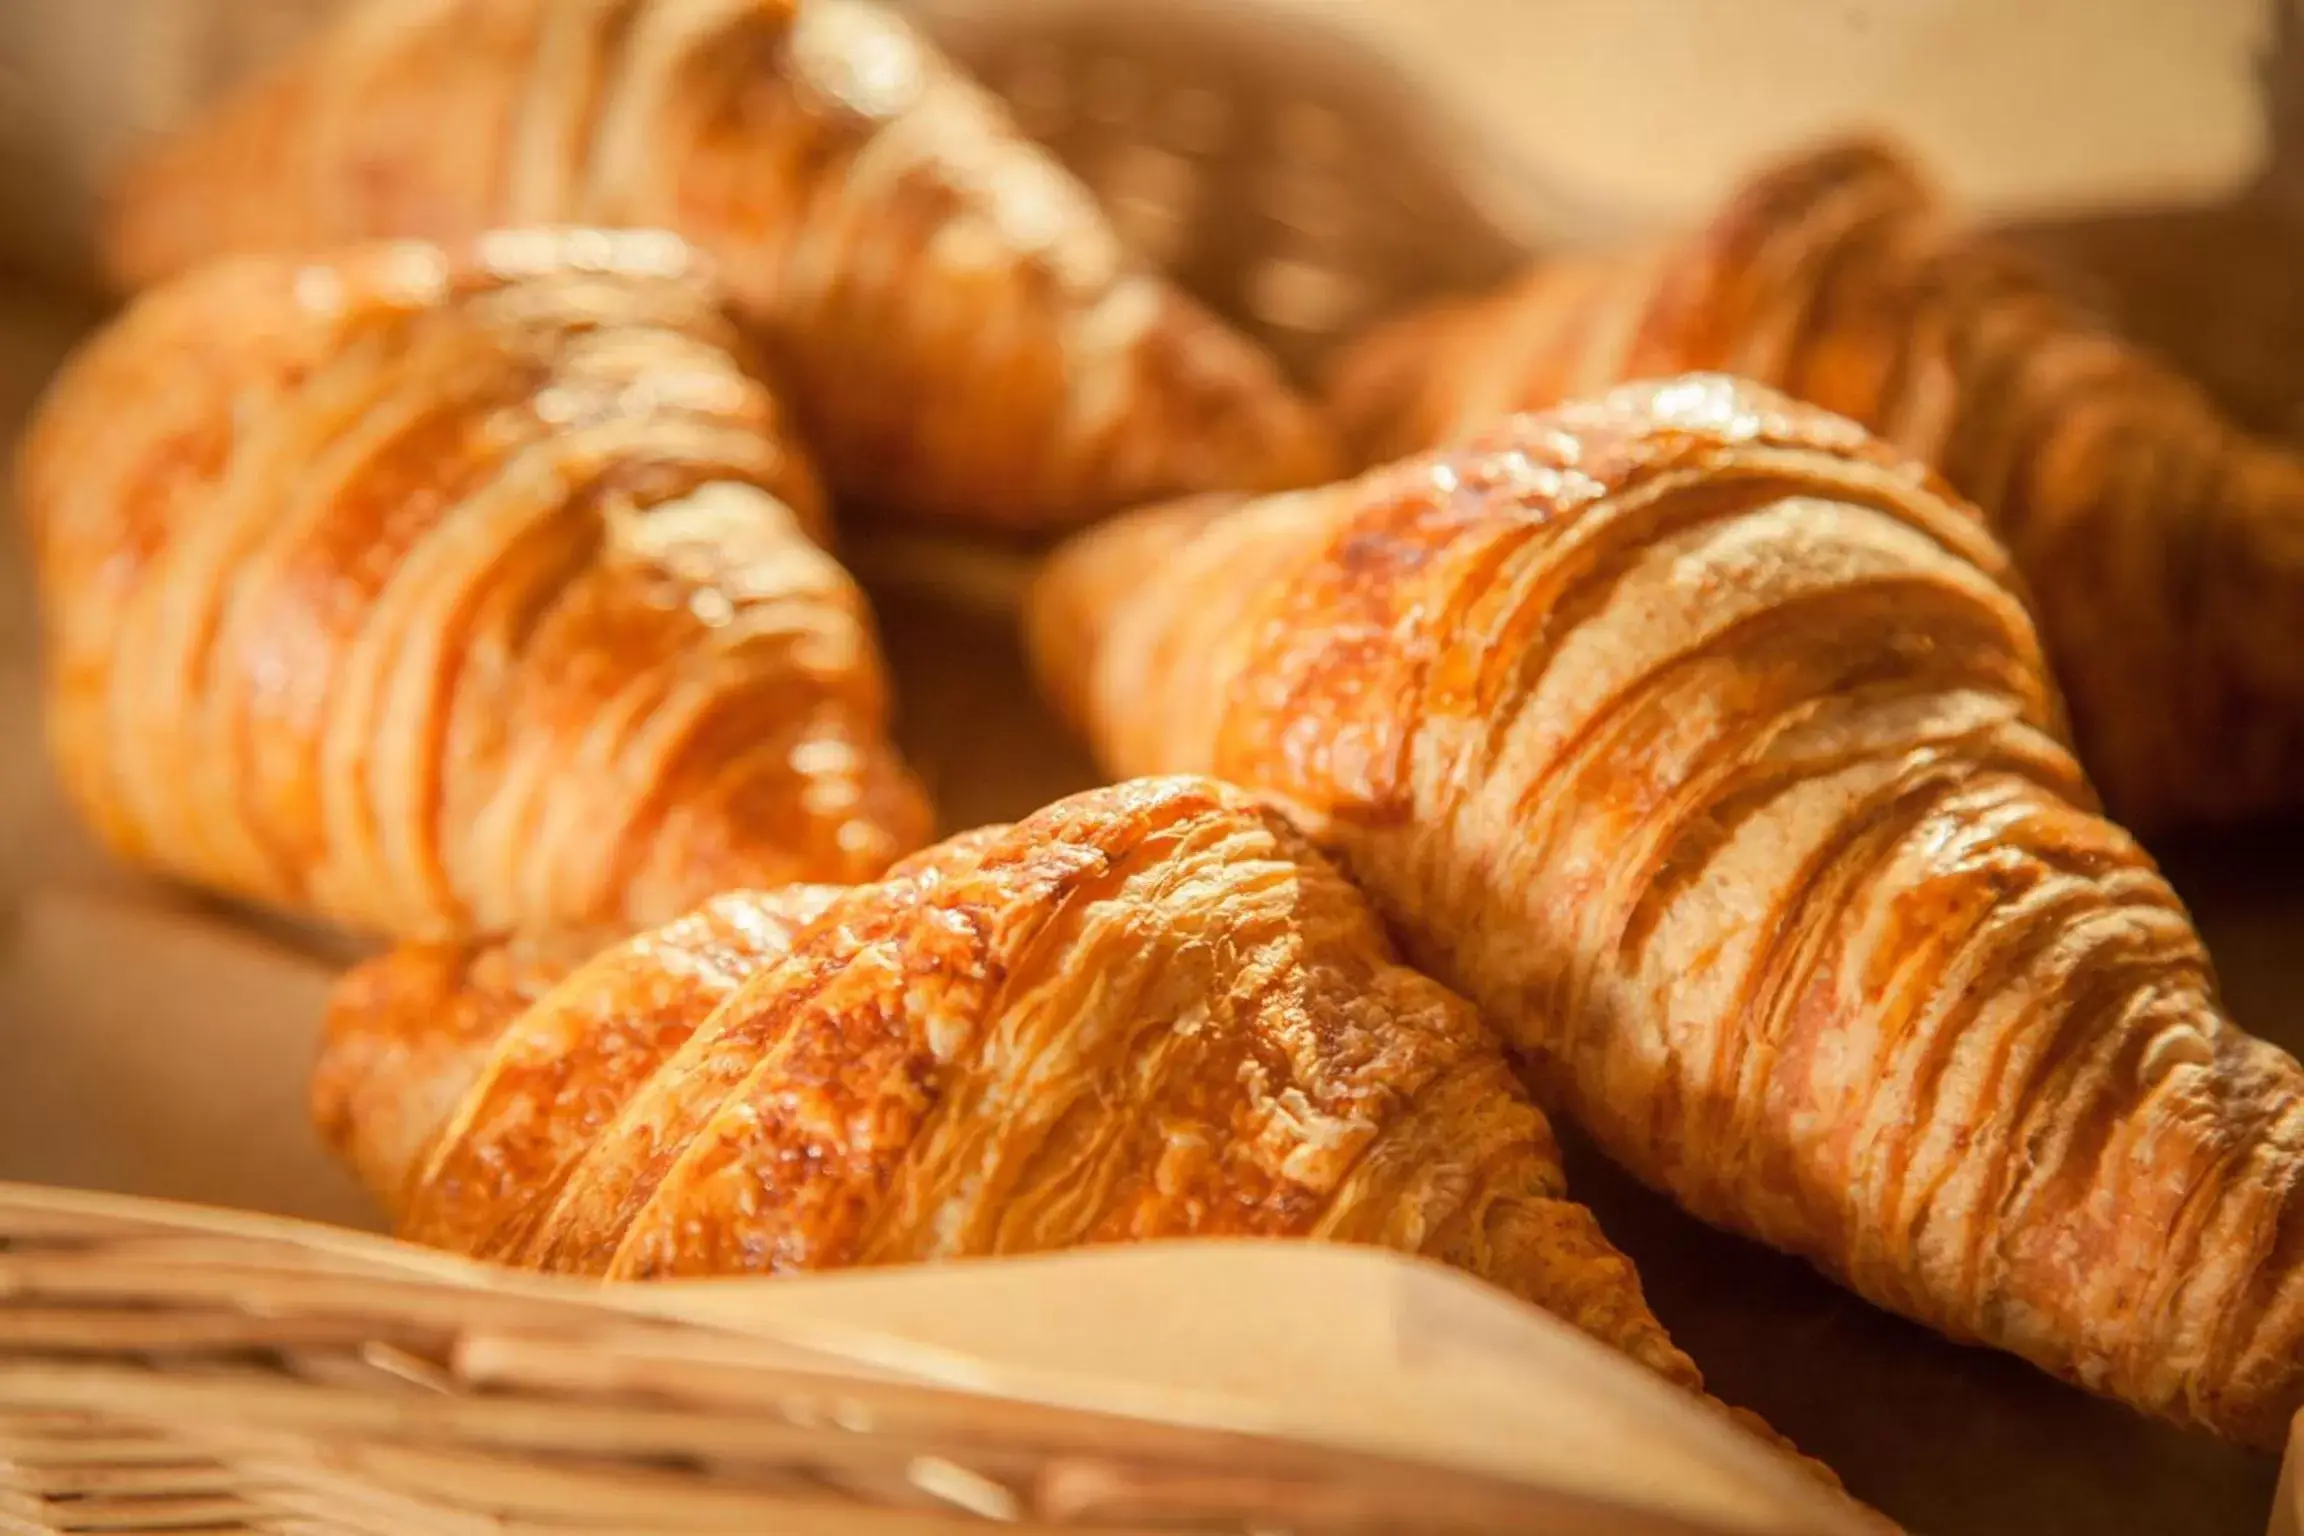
top-left (0, 1177), bottom-right (1877, 1536)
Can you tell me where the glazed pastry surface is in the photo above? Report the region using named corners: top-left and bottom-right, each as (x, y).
top-left (319, 776), bottom-right (1742, 1437)
top-left (20, 230), bottom-right (927, 939)
top-left (1033, 377), bottom-right (2304, 1448)
top-left (1329, 141), bottom-right (2304, 829)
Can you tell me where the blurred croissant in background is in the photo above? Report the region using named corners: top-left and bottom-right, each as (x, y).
top-left (1329, 139), bottom-right (2304, 833)
top-left (316, 775), bottom-right (1857, 1492)
top-left (1033, 377), bottom-right (2304, 1450)
top-left (101, 0), bottom-right (1338, 532)
top-left (17, 229), bottom-right (928, 941)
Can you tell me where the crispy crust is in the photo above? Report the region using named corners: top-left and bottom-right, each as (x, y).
top-left (19, 230), bottom-right (928, 939)
top-left (1036, 377), bottom-right (2304, 1449)
top-left (318, 774), bottom-right (1759, 1451)
top-left (1325, 139), bottom-right (2304, 830)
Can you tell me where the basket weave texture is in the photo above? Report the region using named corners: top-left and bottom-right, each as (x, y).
top-left (0, 1182), bottom-right (1851, 1536)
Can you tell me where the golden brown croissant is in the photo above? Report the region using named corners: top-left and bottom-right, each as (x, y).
top-left (1328, 139), bottom-right (2304, 832)
top-left (316, 777), bottom-right (1706, 1383)
top-left (318, 776), bottom-right (1883, 1505)
top-left (1030, 377), bottom-right (2304, 1450)
top-left (101, 0), bottom-right (1338, 532)
top-left (18, 229), bottom-right (929, 941)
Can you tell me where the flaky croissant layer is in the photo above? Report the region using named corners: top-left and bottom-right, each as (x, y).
top-left (320, 777), bottom-right (1698, 1386)
top-left (1328, 139), bottom-right (2304, 832)
top-left (322, 776), bottom-right (1889, 1498)
top-left (1033, 376), bottom-right (2304, 1449)
top-left (19, 229), bottom-right (928, 940)
top-left (102, 0), bottom-right (1338, 530)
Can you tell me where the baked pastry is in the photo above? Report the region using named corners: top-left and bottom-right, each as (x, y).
top-left (321, 777), bottom-right (1707, 1392)
top-left (1328, 139), bottom-right (2304, 831)
top-left (18, 229), bottom-right (928, 941)
top-left (101, 0), bottom-right (1339, 531)
top-left (1030, 376), bottom-right (2304, 1449)
top-left (322, 776), bottom-right (1873, 1498)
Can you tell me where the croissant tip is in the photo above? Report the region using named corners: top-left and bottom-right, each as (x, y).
top-left (1321, 298), bottom-right (1470, 466)
top-left (1028, 494), bottom-right (1240, 737)
top-left (96, 108), bottom-right (236, 295)
top-left (310, 948), bottom-right (418, 1171)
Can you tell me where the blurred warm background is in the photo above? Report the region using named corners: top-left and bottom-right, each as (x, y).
top-left (7, 0), bottom-right (2297, 427)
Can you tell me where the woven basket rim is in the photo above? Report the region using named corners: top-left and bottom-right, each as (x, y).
top-left (0, 1177), bottom-right (1874, 1536)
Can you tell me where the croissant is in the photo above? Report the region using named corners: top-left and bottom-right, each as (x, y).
top-left (319, 777), bottom-right (1719, 1396)
top-left (1328, 139), bottom-right (2304, 832)
top-left (17, 229), bottom-right (929, 941)
top-left (1029, 376), bottom-right (2304, 1450)
top-left (100, 0), bottom-right (1338, 532)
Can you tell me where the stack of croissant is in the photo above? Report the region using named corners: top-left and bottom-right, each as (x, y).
top-left (21, 0), bottom-right (2304, 1516)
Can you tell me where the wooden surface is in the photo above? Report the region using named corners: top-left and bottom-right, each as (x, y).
top-left (2274, 1419), bottom-right (2304, 1536)
top-left (2275, 1423), bottom-right (2304, 1536)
